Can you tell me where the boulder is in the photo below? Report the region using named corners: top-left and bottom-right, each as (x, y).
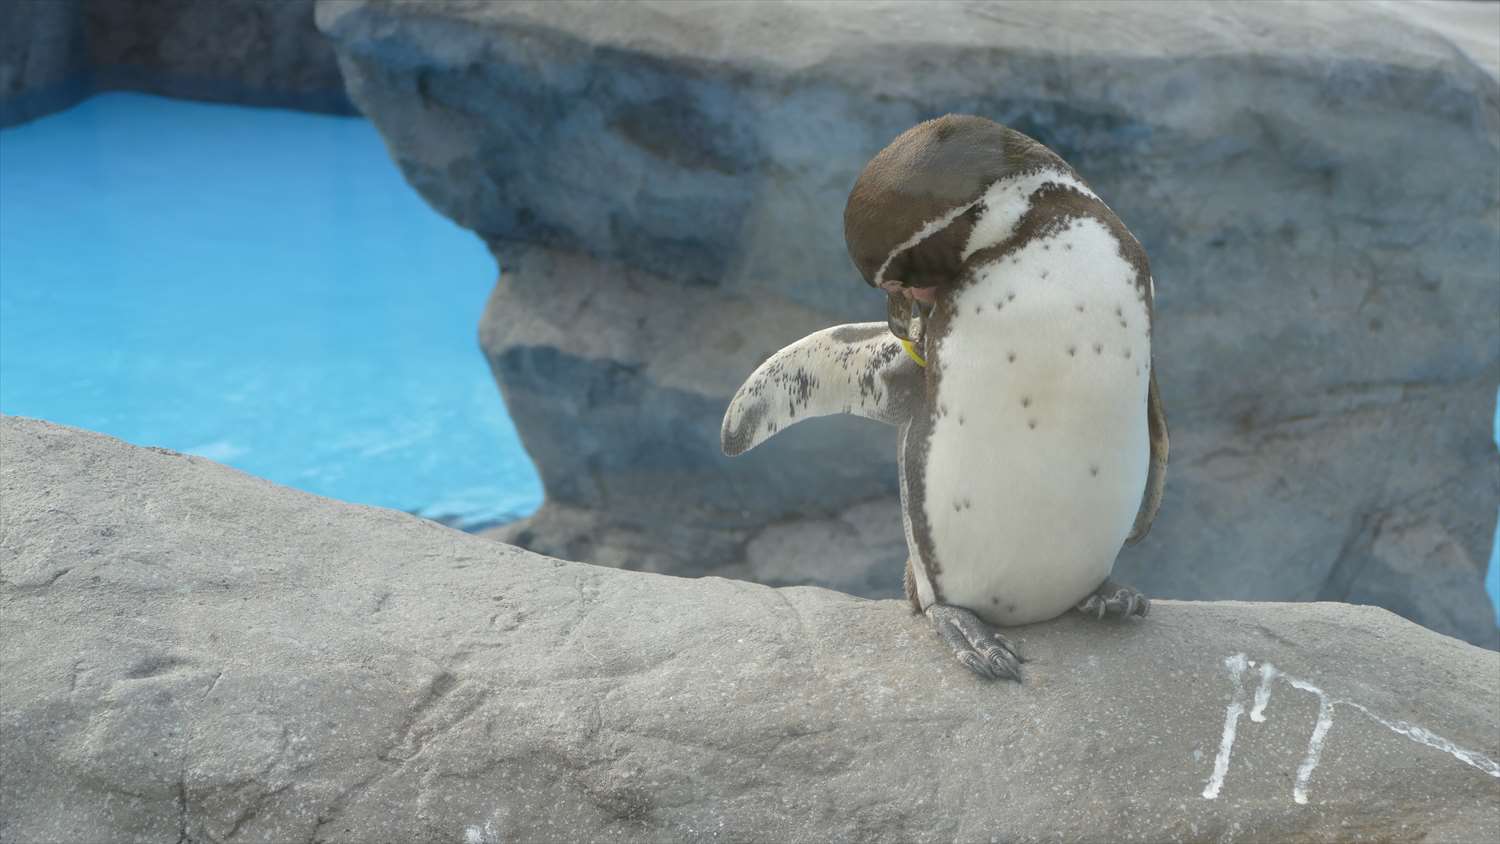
top-left (0, 0), bottom-right (89, 125)
top-left (3, 414), bottom-right (1498, 842)
top-left (0, 0), bottom-right (352, 128)
top-left (317, 0), bottom-right (1500, 648)
top-left (83, 0), bottom-right (352, 115)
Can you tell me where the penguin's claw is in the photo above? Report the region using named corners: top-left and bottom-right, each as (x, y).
top-left (927, 604), bottom-right (1023, 682)
top-left (992, 630), bottom-right (1029, 663)
top-left (1075, 579), bottom-right (1151, 620)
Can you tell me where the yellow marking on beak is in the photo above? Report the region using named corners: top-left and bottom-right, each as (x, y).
top-left (901, 338), bottom-right (927, 368)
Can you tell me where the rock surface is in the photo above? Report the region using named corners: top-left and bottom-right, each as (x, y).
top-left (3, 414), bottom-right (1499, 843)
top-left (0, 0), bottom-right (351, 127)
top-left (0, 0), bottom-right (88, 125)
top-left (318, 0), bottom-right (1500, 648)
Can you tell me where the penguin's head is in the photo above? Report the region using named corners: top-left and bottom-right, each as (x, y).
top-left (844, 114), bottom-right (1054, 342)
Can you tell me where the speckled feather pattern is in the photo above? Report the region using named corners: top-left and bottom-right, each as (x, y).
top-left (900, 167), bottom-right (1146, 626)
top-left (921, 173), bottom-right (1151, 625)
top-left (721, 323), bottom-right (923, 457)
top-left (723, 164), bottom-right (1158, 629)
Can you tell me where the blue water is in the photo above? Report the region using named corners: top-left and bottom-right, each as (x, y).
top-left (0, 93), bottom-right (542, 529)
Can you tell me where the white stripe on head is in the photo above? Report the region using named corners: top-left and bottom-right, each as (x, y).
top-left (872, 168), bottom-right (1103, 289)
top-left (961, 169), bottom-right (1100, 261)
top-left (871, 198), bottom-right (983, 289)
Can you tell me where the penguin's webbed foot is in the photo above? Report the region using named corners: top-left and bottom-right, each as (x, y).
top-left (1076, 579), bottom-right (1151, 620)
top-left (926, 604), bottom-right (1024, 682)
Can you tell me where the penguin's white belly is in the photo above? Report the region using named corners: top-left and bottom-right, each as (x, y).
top-left (923, 218), bottom-right (1150, 625)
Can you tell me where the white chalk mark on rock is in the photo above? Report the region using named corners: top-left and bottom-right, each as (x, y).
top-left (1340, 700), bottom-right (1500, 780)
top-left (1202, 653), bottom-right (1249, 799)
top-left (1287, 678), bottom-right (1335, 804)
top-left (1203, 653), bottom-right (1500, 805)
top-left (464, 819), bottom-right (499, 844)
top-left (1250, 662), bottom-right (1278, 723)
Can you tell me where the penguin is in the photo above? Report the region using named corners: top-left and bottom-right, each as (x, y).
top-left (721, 114), bottom-right (1168, 681)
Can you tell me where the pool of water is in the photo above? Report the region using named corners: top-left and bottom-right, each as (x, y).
top-left (0, 93), bottom-right (542, 529)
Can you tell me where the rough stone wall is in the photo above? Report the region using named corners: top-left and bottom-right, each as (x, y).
top-left (318, 0), bottom-right (1500, 648)
top-left (0, 0), bottom-right (351, 127)
top-left (0, 0), bottom-right (88, 125)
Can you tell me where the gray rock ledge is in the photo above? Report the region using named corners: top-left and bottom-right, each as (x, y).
top-left (3, 415), bottom-right (1497, 843)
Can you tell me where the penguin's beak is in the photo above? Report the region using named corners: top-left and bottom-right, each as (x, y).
top-left (886, 293), bottom-right (932, 346)
top-left (887, 292), bottom-right (915, 342)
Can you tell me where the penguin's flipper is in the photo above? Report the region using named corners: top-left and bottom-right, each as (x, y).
top-left (1125, 369), bottom-right (1169, 544)
top-left (722, 322), bottom-right (922, 457)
